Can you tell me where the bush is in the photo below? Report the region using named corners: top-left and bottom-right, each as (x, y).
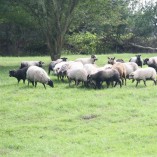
top-left (65, 32), bottom-right (98, 54)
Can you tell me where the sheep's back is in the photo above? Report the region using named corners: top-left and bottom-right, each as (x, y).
top-left (27, 66), bottom-right (50, 83)
top-left (134, 67), bottom-right (156, 80)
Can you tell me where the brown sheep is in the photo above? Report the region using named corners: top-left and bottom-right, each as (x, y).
top-left (108, 57), bottom-right (127, 85)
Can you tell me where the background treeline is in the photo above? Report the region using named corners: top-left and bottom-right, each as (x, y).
top-left (0, 0), bottom-right (157, 59)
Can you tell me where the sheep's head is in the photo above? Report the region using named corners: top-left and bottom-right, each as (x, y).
top-left (128, 72), bottom-right (135, 79)
top-left (87, 74), bottom-right (96, 88)
top-left (143, 58), bottom-right (149, 65)
top-left (9, 70), bottom-right (16, 77)
top-left (61, 57), bottom-right (68, 61)
top-left (39, 61), bottom-right (44, 67)
top-left (136, 54), bottom-right (142, 61)
top-left (91, 55), bottom-right (98, 62)
top-left (108, 57), bottom-right (115, 65)
top-left (48, 80), bottom-right (54, 88)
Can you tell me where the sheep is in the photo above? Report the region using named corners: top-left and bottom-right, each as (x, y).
top-left (20, 61), bottom-right (44, 69)
top-left (67, 67), bottom-right (88, 87)
top-left (75, 55), bottom-right (98, 65)
top-left (107, 57), bottom-right (127, 85)
top-left (129, 67), bottom-right (156, 87)
top-left (26, 66), bottom-right (54, 89)
top-left (55, 61), bottom-right (83, 83)
top-left (129, 54), bottom-right (143, 67)
top-left (9, 67), bottom-right (28, 84)
top-left (53, 61), bottom-right (68, 80)
top-left (143, 57), bottom-right (157, 71)
top-left (48, 57), bottom-right (68, 75)
top-left (123, 62), bottom-right (139, 78)
top-left (87, 69), bottom-right (122, 89)
top-left (107, 57), bottom-right (138, 80)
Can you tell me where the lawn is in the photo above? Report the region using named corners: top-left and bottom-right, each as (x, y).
top-left (1, 53), bottom-right (157, 157)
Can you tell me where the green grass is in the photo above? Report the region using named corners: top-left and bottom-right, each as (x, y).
top-left (1, 53), bottom-right (157, 157)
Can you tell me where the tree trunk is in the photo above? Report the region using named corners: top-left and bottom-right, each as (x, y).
top-left (47, 33), bottom-right (64, 61)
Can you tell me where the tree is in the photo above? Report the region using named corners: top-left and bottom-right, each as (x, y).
top-left (16, 0), bottom-right (80, 60)
top-left (0, 0), bottom-right (37, 56)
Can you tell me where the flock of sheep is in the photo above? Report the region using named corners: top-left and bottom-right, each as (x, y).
top-left (9, 54), bottom-right (157, 89)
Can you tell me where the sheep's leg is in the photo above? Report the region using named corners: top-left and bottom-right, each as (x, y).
top-left (153, 80), bottom-right (156, 85)
top-left (97, 82), bottom-right (101, 89)
top-left (42, 83), bottom-right (46, 89)
top-left (28, 80), bottom-right (30, 87)
top-left (124, 77), bottom-right (127, 85)
top-left (119, 80), bottom-right (122, 88)
top-left (35, 82), bottom-right (37, 87)
top-left (17, 79), bottom-right (20, 84)
top-left (121, 77), bottom-right (124, 85)
top-left (136, 80), bottom-right (139, 87)
top-left (106, 81), bottom-right (110, 88)
top-left (32, 81), bottom-right (34, 86)
top-left (143, 80), bottom-right (147, 86)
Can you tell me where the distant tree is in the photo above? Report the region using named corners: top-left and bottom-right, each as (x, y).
top-left (130, 2), bottom-right (157, 38)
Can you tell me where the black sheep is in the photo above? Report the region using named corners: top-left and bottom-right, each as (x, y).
top-left (9, 67), bottom-right (28, 83)
top-left (129, 54), bottom-right (143, 67)
top-left (87, 69), bottom-right (122, 89)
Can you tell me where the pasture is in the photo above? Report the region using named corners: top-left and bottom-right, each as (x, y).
top-left (1, 53), bottom-right (157, 157)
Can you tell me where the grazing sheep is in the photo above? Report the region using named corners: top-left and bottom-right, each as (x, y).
top-left (20, 61), bottom-right (44, 69)
top-left (67, 67), bottom-right (88, 86)
top-left (27, 66), bottom-right (54, 89)
top-left (75, 55), bottom-right (98, 65)
top-left (9, 67), bottom-right (28, 84)
top-left (129, 67), bottom-right (156, 87)
top-left (48, 57), bottom-right (68, 75)
top-left (143, 57), bottom-right (157, 71)
top-left (129, 54), bottom-right (143, 67)
top-left (87, 69), bottom-right (122, 89)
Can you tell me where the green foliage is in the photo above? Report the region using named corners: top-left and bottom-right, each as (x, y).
top-left (129, 2), bottom-right (157, 38)
top-left (1, 54), bottom-right (157, 156)
top-left (66, 32), bottom-right (98, 54)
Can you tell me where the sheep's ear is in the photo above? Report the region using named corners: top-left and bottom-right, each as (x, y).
top-left (113, 57), bottom-right (115, 60)
top-left (108, 57), bottom-right (110, 59)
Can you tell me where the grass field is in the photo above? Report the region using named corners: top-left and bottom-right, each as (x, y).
top-left (1, 53), bottom-right (157, 157)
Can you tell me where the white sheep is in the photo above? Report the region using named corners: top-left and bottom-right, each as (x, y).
top-left (129, 67), bottom-right (156, 87)
top-left (75, 55), bottom-right (98, 65)
top-left (26, 66), bottom-right (54, 89)
top-left (48, 57), bottom-right (68, 74)
top-left (123, 62), bottom-right (139, 78)
top-left (67, 67), bottom-right (88, 86)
